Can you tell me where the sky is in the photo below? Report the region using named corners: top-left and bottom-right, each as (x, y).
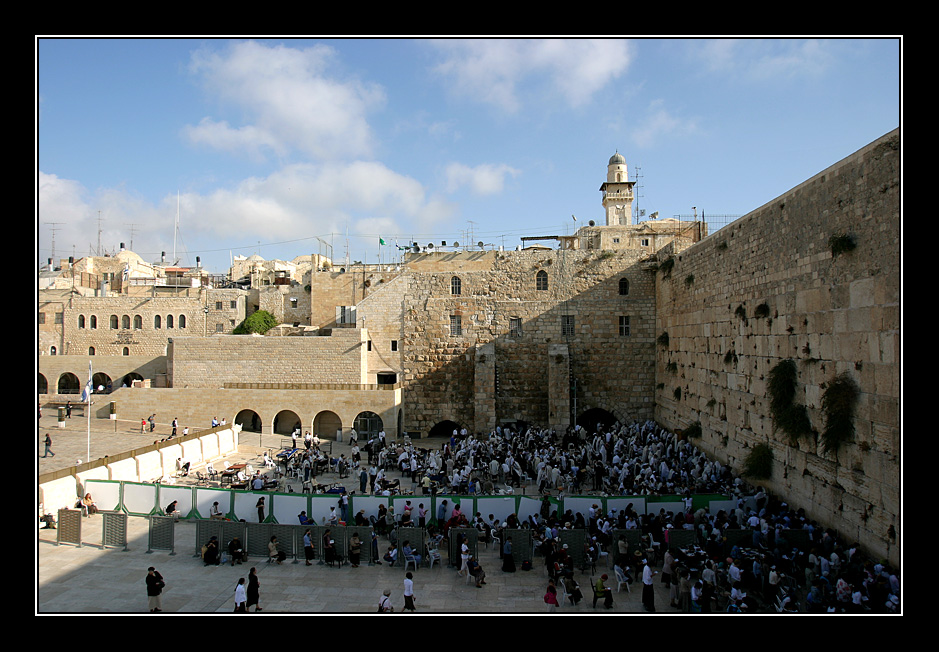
top-left (36, 37), bottom-right (902, 275)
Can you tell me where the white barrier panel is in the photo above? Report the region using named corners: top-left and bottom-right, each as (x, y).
top-left (180, 439), bottom-right (203, 466)
top-left (195, 487), bottom-right (235, 520)
top-left (39, 476), bottom-right (81, 513)
top-left (136, 450), bottom-right (163, 483)
top-left (108, 458), bottom-right (140, 482)
top-left (234, 491), bottom-right (268, 523)
top-left (347, 495), bottom-right (388, 524)
top-left (76, 467), bottom-right (110, 494)
top-left (648, 501), bottom-right (684, 519)
top-left (201, 434), bottom-right (220, 462)
top-left (122, 482), bottom-right (159, 516)
top-left (517, 496), bottom-right (541, 522)
top-left (560, 496), bottom-right (596, 523)
top-left (218, 428), bottom-right (237, 456)
top-left (159, 485), bottom-right (195, 519)
top-left (606, 497), bottom-right (646, 518)
top-left (82, 479), bottom-right (122, 513)
top-left (475, 497), bottom-right (517, 525)
top-left (272, 493), bottom-right (308, 525)
top-left (159, 443), bottom-right (182, 477)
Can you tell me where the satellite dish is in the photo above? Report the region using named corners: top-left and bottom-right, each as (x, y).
top-left (412, 245), bottom-right (420, 254)
top-left (441, 241), bottom-right (447, 247)
top-left (453, 241), bottom-right (459, 248)
top-left (477, 241), bottom-right (484, 248)
top-left (588, 220), bottom-right (596, 227)
top-left (427, 243), bottom-right (435, 249)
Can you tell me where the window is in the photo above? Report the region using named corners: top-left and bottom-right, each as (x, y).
top-left (134, 315), bottom-right (142, 329)
top-left (88, 347), bottom-right (95, 355)
top-left (78, 315), bottom-right (86, 329)
top-left (536, 270), bottom-right (548, 291)
top-left (167, 314), bottom-right (174, 329)
top-left (122, 347), bottom-right (130, 356)
top-left (641, 238), bottom-right (649, 247)
top-left (216, 323), bottom-right (224, 333)
top-left (55, 312), bottom-right (63, 325)
top-left (38, 312), bottom-right (45, 325)
top-left (121, 315), bottom-right (130, 329)
top-left (215, 301), bottom-right (223, 310)
top-left (290, 298), bottom-right (298, 308)
top-left (619, 315), bottom-right (631, 337)
top-left (612, 238), bottom-right (620, 244)
top-left (179, 315), bottom-right (186, 328)
top-left (450, 315), bottom-right (462, 337)
top-left (367, 340), bottom-right (373, 351)
top-left (90, 315), bottom-right (97, 329)
top-left (451, 276), bottom-right (462, 295)
top-left (619, 278), bottom-right (630, 296)
top-left (510, 317), bottom-right (522, 338)
top-left (154, 315), bottom-right (162, 329)
top-left (391, 340), bottom-right (398, 352)
top-left (230, 300), bottom-right (237, 309)
top-left (562, 315), bottom-right (575, 337)
top-left (110, 315), bottom-right (119, 329)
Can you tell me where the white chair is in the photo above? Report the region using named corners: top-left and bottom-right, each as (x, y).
top-left (614, 566), bottom-right (630, 593)
top-left (404, 552), bottom-right (418, 572)
top-left (427, 546), bottom-right (441, 570)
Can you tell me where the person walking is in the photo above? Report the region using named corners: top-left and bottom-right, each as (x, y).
top-left (403, 572), bottom-right (417, 612)
top-left (246, 567), bottom-right (262, 612)
top-left (234, 577), bottom-right (247, 612)
top-left (642, 558), bottom-right (657, 612)
top-left (146, 567), bottom-right (165, 613)
top-left (42, 433), bottom-right (55, 458)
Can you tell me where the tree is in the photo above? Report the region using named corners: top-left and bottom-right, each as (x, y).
top-left (232, 310), bottom-right (278, 335)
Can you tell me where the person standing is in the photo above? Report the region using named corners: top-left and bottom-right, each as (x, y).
top-left (246, 567), bottom-right (262, 612)
top-left (642, 558), bottom-right (657, 612)
top-left (256, 497), bottom-right (265, 523)
top-left (146, 567), bottom-right (165, 613)
top-left (66, 401), bottom-right (72, 418)
top-left (149, 414), bottom-right (156, 432)
top-left (234, 577), bottom-right (247, 612)
top-left (403, 572), bottom-right (417, 612)
top-left (171, 418), bottom-right (178, 437)
top-left (42, 433), bottom-right (55, 458)
top-left (303, 529), bottom-right (315, 566)
top-left (378, 589), bottom-right (394, 612)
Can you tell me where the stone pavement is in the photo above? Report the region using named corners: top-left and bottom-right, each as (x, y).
top-left (37, 413), bottom-right (677, 615)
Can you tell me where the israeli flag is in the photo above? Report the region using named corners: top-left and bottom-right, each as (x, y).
top-left (80, 361), bottom-right (93, 403)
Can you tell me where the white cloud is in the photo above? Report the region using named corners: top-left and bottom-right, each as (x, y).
top-left (697, 39), bottom-right (834, 82)
top-left (631, 99), bottom-right (700, 149)
top-left (431, 39), bottom-right (632, 113)
top-left (445, 162), bottom-right (521, 196)
top-left (185, 41), bottom-right (386, 161)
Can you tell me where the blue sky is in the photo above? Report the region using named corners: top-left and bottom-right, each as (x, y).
top-left (36, 37), bottom-right (901, 274)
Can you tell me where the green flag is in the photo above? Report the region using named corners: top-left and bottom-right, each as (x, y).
top-left (379, 237), bottom-right (386, 246)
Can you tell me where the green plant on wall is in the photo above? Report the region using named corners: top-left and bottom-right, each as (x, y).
top-left (683, 421), bottom-right (702, 439)
top-left (659, 257), bottom-right (674, 279)
top-left (820, 372), bottom-right (860, 453)
top-left (767, 359), bottom-right (812, 444)
top-left (742, 442), bottom-right (773, 480)
top-left (754, 303), bottom-right (771, 319)
top-left (232, 309), bottom-right (278, 335)
top-left (657, 332), bottom-right (670, 348)
top-left (829, 233), bottom-right (857, 257)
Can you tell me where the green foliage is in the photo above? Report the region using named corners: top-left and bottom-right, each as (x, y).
top-left (829, 233), bottom-right (857, 257)
top-left (684, 274), bottom-right (695, 287)
top-left (673, 387), bottom-right (682, 401)
top-left (742, 443), bottom-right (773, 480)
top-left (767, 359), bottom-right (812, 444)
top-left (657, 332), bottom-right (670, 348)
top-left (233, 309), bottom-right (278, 335)
top-left (754, 303), bottom-right (771, 319)
top-left (659, 257), bottom-right (675, 279)
top-left (734, 304), bottom-right (747, 323)
top-left (666, 361), bottom-right (678, 374)
top-left (683, 421), bottom-right (702, 439)
top-left (821, 373), bottom-right (860, 453)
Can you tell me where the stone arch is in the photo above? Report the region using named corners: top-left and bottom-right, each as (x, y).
top-left (235, 409), bottom-right (262, 434)
top-left (120, 372), bottom-right (143, 388)
top-left (314, 410), bottom-right (342, 440)
top-left (38, 373), bottom-right (48, 394)
top-left (57, 372), bottom-right (80, 394)
top-left (576, 407), bottom-right (619, 434)
top-left (354, 411), bottom-right (383, 438)
top-left (92, 372), bottom-right (112, 393)
top-left (273, 409), bottom-right (302, 436)
top-left (429, 419), bottom-right (462, 439)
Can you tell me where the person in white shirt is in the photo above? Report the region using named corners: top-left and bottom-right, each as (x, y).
top-left (403, 572), bottom-right (416, 611)
top-left (234, 578), bottom-right (247, 612)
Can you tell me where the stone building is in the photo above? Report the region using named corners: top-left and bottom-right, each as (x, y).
top-left (37, 132), bottom-right (901, 564)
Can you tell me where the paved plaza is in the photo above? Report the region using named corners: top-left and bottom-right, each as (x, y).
top-left (38, 412), bottom-right (688, 615)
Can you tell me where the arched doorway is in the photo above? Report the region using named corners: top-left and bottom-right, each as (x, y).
top-left (57, 372), bottom-right (80, 394)
top-left (92, 372), bottom-right (112, 393)
top-left (273, 410), bottom-right (302, 436)
top-left (354, 411), bottom-right (383, 438)
top-left (38, 373), bottom-right (48, 394)
top-left (235, 409), bottom-right (262, 434)
top-left (313, 410), bottom-right (342, 440)
top-left (121, 372), bottom-right (143, 388)
top-left (429, 419), bottom-right (462, 439)
top-left (576, 408), bottom-right (619, 434)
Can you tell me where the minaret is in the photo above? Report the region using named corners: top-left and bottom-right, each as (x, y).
top-left (600, 151), bottom-right (635, 226)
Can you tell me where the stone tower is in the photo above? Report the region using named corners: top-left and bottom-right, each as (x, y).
top-left (600, 151), bottom-right (635, 226)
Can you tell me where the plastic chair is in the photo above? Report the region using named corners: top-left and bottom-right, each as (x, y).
top-left (614, 566), bottom-right (631, 593)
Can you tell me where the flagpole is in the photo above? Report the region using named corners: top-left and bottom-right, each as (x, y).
top-left (83, 361), bottom-right (93, 461)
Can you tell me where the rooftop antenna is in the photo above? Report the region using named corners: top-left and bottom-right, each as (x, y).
top-left (634, 165), bottom-right (643, 223)
top-left (174, 191), bottom-right (179, 263)
top-left (45, 222), bottom-right (62, 262)
top-left (96, 211), bottom-right (104, 255)
top-left (125, 223), bottom-right (138, 252)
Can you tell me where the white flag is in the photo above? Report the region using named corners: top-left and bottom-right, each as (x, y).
top-left (81, 361), bottom-right (93, 403)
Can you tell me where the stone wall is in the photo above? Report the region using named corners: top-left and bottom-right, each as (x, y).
top-left (652, 129), bottom-right (900, 565)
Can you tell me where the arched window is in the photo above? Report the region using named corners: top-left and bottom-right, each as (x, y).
top-left (619, 277), bottom-right (630, 296)
top-left (110, 315), bottom-right (119, 329)
top-left (90, 315), bottom-right (97, 329)
top-left (154, 315), bottom-right (162, 329)
top-left (536, 270), bottom-right (548, 291)
top-left (122, 347), bottom-right (130, 356)
top-left (78, 315), bottom-right (86, 329)
top-left (179, 314), bottom-right (186, 329)
top-left (167, 314), bottom-right (174, 329)
top-left (121, 315), bottom-right (130, 329)
top-left (133, 315), bottom-right (142, 329)
top-left (451, 276), bottom-right (462, 295)
top-left (88, 347), bottom-right (95, 355)
top-left (50, 346), bottom-right (57, 356)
